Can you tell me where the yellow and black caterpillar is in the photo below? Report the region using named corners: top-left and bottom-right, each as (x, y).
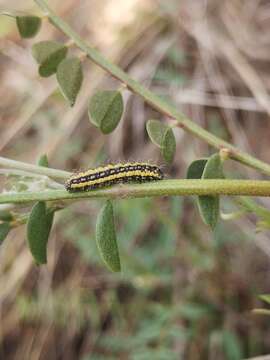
top-left (65, 162), bottom-right (164, 192)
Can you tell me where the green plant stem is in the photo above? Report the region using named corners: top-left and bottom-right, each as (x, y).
top-left (34, 0), bottom-right (270, 177)
top-left (0, 10), bottom-right (23, 18)
top-left (1, 179), bottom-right (270, 204)
top-left (0, 156), bottom-right (70, 179)
top-left (237, 196), bottom-right (270, 220)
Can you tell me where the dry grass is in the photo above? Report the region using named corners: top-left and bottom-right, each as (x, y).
top-left (1, 0), bottom-right (270, 359)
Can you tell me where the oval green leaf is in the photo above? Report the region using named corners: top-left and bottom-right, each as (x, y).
top-left (186, 158), bottom-right (208, 179)
top-left (56, 57), bottom-right (83, 107)
top-left (88, 90), bottom-right (124, 134)
top-left (202, 153), bottom-right (224, 180)
top-left (161, 127), bottom-right (176, 164)
top-left (198, 195), bottom-right (219, 230)
top-left (0, 222), bottom-right (11, 244)
top-left (37, 154), bottom-right (49, 167)
top-left (16, 15), bottom-right (41, 38)
top-left (198, 153), bottom-right (224, 229)
top-left (96, 200), bottom-right (121, 272)
top-left (146, 119), bottom-right (168, 147)
top-left (32, 41), bottom-right (68, 77)
top-left (27, 201), bottom-right (54, 265)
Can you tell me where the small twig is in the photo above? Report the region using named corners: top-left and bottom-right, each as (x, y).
top-left (33, 0), bottom-right (270, 177)
top-left (0, 157), bottom-right (70, 180)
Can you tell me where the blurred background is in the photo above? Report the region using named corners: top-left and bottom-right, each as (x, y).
top-left (1, 0), bottom-right (270, 359)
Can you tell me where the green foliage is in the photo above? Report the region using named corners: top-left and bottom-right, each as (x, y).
top-left (60, 198), bottom-right (257, 359)
top-left (16, 15), bottom-right (41, 38)
top-left (64, 197), bottom-right (181, 274)
top-left (146, 119), bottom-right (168, 147)
top-left (3, 2), bottom-right (270, 358)
top-left (209, 330), bottom-right (244, 360)
top-left (222, 330), bottom-right (244, 360)
top-left (161, 127), bottom-right (176, 164)
top-left (198, 153), bottom-right (224, 229)
top-left (187, 154), bottom-right (224, 229)
top-left (92, 303), bottom-right (186, 360)
top-left (200, 196), bottom-right (218, 229)
top-left (56, 57), bottom-right (83, 106)
top-left (25, 155), bottom-right (53, 264)
top-left (186, 158), bottom-right (208, 180)
top-left (116, 198), bottom-right (179, 274)
top-left (16, 288), bottom-right (95, 328)
top-left (63, 210), bottom-right (99, 264)
top-left (32, 40), bottom-right (68, 77)
top-left (88, 90), bottom-right (124, 134)
top-left (202, 153), bottom-right (224, 180)
top-left (259, 294), bottom-right (270, 305)
top-left (0, 222), bottom-right (11, 244)
top-left (37, 154), bottom-right (49, 167)
top-left (96, 200), bottom-right (121, 272)
top-left (27, 201), bottom-right (54, 264)
top-left (146, 120), bottom-right (176, 164)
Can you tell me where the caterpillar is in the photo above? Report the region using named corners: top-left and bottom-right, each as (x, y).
top-left (65, 162), bottom-right (164, 192)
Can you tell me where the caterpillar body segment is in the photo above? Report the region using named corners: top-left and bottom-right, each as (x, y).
top-left (65, 162), bottom-right (164, 192)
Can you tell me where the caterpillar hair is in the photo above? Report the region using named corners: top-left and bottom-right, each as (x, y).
top-left (65, 162), bottom-right (164, 192)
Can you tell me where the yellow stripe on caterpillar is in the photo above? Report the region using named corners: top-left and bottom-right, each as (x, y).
top-left (65, 162), bottom-right (163, 192)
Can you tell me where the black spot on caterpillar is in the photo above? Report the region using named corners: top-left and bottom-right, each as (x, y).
top-left (65, 162), bottom-right (164, 192)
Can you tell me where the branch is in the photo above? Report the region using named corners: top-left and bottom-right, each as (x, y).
top-left (34, 0), bottom-right (270, 177)
top-left (2, 179), bottom-right (270, 204)
top-left (0, 156), bottom-right (70, 179)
